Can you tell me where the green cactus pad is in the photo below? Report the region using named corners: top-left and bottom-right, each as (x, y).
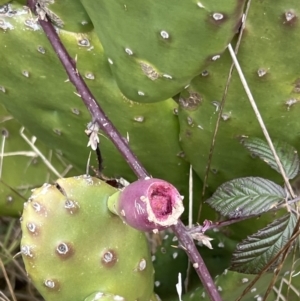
top-left (45, 0), bottom-right (93, 32)
top-left (178, 0), bottom-right (300, 192)
top-left (182, 253), bottom-right (300, 301)
top-left (84, 292), bottom-right (161, 301)
top-left (152, 230), bottom-right (189, 298)
top-left (0, 2), bottom-right (198, 211)
top-left (21, 175), bottom-right (154, 301)
top-left (80, 0), bottom-right (246, 102)
top-left (151, 229), bottom-right (236, 298)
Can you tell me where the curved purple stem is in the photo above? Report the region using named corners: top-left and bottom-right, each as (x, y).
top-left (26, 1), bottom-right (223, 300)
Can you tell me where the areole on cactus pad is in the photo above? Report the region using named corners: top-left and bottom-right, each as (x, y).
top-left (21, 175), bottom-right (156, 301)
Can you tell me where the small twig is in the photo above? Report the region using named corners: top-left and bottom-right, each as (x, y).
top-left (227, 45), bottom-right (299, 299)
top-left (0, 291), bottom-right (11, 301)
top-left (275, 278), bottom-right (300, 300)
top-left (20, 127), bottom-right (62, 178)
top-left (0, 258), bottom-right (17, 301)
top-left (227, 44), bottom-right (295, 200)
top-left (188, 165), bottom-right (193, 228)
top-left (184, 165), bottom-right (194, 292)
top-left (172, 221), bottom-right (222, 301)
top-left (235, 225), bottom-right (300, 301)
top-left (0, 179), bottom-right (27, 202)
top-left (189, 193), bottom-right (300, 235)
top-left (0, 151), bottom-right (37, 157)
top-left (0, 133), bottom-right (6, 179)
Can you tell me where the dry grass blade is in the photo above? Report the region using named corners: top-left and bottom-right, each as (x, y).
top-left (227, 44), bottom-right (295, 200)
top-left (0, 291), bottom-right (11, 301)
top-left (198, 0), bottom-right (252, 222)
top-left (19, 127), bottom-right (63, 178)
top-left (228, 33), bottom-right (300, 300)
top-left (235, 226), bottom-right (300, 301)
top-left (0, 218), bottom-right (44, 301)
top-left (227, 7), bottom-right (300, 297)
top-left (0, 250), bottom-right (17, 301)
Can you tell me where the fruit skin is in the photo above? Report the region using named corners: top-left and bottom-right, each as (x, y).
top-left (108, 178), bottom-right (184, 232)
top-left (81, 0), bottom-right (246, 102)
top-left (21, 175), bottom-right (155, 301)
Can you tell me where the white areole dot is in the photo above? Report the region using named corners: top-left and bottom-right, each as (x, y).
top-left (197, 2), bottom-right (205, 8)
top-left (160, 30), bottom-right (169, 39)
top-left (212, 55), bottom-right (220, 61)
top-left (125, 48), bottom-right (133, 55)
top-left (213, 13), bottom-right (224, 20)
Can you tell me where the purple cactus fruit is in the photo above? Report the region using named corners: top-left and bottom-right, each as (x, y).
top-left (107, 178), bottom-right (184, 232)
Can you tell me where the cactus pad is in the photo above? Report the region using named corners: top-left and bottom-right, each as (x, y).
top-left (21, 176), bottom-right (155, 301)
top-left (183, 253), bottom-right (300, 301)
top-left (80, 0), bottom-right (246, 102)
top-left (178, 0), bottom-right (300, 192)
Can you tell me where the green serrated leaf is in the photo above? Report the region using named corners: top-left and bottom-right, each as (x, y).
top-left (230, 213), bottom-right (297, 274)
top-left (241, 137), bottom-right (299, 179)
top-left (206, 177), bottom-right (285, 218)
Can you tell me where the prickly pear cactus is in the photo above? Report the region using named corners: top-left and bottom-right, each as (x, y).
top-left (81, 0), bottom-right (246, 102)
top-left (21, 175), bottom-right (155, 301)
top-left (0, 2), bottom-right (199, 214)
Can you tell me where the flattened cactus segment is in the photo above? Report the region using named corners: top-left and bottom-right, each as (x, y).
top-left (21, 176), bottom-right (155, 301)
top-left (152, 230), bottom-right (189, 298)
top-left (181, 254), bottom-right (300, 301)
top-left (80, 0), bottom-right (246, 102)
top-left (178, 0), bottom-right (300, 192)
